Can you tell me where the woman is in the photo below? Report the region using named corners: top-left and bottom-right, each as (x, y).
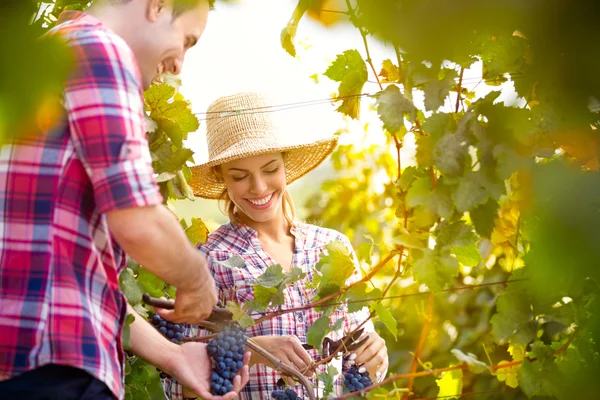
top-left (164, 92), bottom-right (388, 400)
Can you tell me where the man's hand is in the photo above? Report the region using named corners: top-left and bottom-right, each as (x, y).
top-left (250, 335), bottom-right (314, 379)
top-left (155, 276), bottom-right (218, 324)
top-left (168, 341), bottom-right (251, 400)
top-left (349, 332), bottom-right (388, 381)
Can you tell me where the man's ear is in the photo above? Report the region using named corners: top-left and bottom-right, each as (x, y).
top-left (146, 0), bottom-right (167, 22)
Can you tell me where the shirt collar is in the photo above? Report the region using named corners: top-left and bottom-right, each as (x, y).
top-left (228, 221), bottom-right (310, 250)
top-left (57, 10), bottom-right (102, 27)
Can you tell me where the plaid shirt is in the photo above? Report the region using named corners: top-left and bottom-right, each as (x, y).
top-left (163, 222), bottom-right (375, 400)
top-left (0, 11), bottom-right (162, 399)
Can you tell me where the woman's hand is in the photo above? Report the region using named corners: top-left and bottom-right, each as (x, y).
top-left (349, 332), bottom-right (388, 381)
top-left (249, 335), bottom-right (314, 377)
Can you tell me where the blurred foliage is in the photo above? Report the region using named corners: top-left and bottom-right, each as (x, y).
top-left (284, 0), bottom-right (600, 399)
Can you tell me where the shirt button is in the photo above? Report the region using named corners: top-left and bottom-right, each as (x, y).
top-left (296, 313), bottom-right (304, 322)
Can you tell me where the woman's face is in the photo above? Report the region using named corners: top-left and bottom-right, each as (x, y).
top-left (221, 152), bottom-right (287, 223)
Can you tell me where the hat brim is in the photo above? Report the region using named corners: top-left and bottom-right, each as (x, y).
top-left (189, 136), bottom-right (339, 199)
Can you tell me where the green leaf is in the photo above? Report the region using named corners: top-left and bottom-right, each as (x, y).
top-left (423, 69), bottom-right (459, 112)
top-left (253, 264), bottom-right (286, 288)
top-left (451, 243), bottom-right (483, 266)
top-left (144, 83), bottom-right (176, 111)
top-left (433, 131), bottom-right (469, 176)
top-left (137, 268), bottom-right (165, 298)
top-left (490, 288), bottom-right (536, 345)
top-left (435, 367), bottom-right (463, 399)
top-left (451, 172), bottom-right (490, 212)
top-left (122, 313), bottom-right (136, 351)
top-left (316, 240), bottom-right (356, 294)
top-left (413, 249), bottom-right (460, 292)
top-left (371, 302), bottom-right (398, 339)
top-left (119, 268), bottom-right (143, 305)
top-left (415, 134), bottom-right (434, 168)
top-left (336, 70), bottom-right (367, 119)
top-left (345, 283), bottom-right (380, 313)
top-left (406, 176), bottom-right (454, 220)
top-left (375, 84), bottom-right (416, 133)
top-left (318, 365), bottom-right (338, 399)
top-left (225, 302), bottom-right (255, 328)
top-left (213, 254), bottom-right (246, 270)
top-left (396, 232), bottom-right (426, 249)
top-left (450, 349), bottom-right (488, 373)
top-left (398, 166), bottom-right (420, 192)
top-left (324, 50), bottom-right (368, 120)
top-left (184, 217), bottom-right (208, 246)
top-left (151, 140), bottom-right (194, 174)
top-left (307, 313), bottom-right (331, 351)
top-left (286, 267), bottom-right (306, 285)
top-left (324, 49), bottom-right (366, 82)
top-left (469, 198), bottom-right (499, 238)
top-left (435, 220), bottom-right (477, 251)
top-left (247, 284), bottom-right (283, 312)
top-left (495, 360), bottom-right (520, 388)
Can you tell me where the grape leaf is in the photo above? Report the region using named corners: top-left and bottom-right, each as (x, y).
top-left (450, 349), bottom-right (488, 373)
top-left (151, 140), bottom-right (194, 174)
top-left (336, 70), bottom-right (367, 119)
top-left (324, 49), bottom-right (366, 82)
top-left (247, 284), bottom-right (283, 312)
top-left (413, 249), bottom-right (460, 292)
top-left (119, 268), bottom-right (143, 305)
top-left (433, 131), bottom-right (469, 176)
top-left (451, 172), bottom-right (490, 212)
top-left (398, 166), bottom-right (420, 192)
top-left (423, 69), bottom-right (459, 112)
top-left (122, 313), bottom-right (136, 352)
top-left (252, 264), bottom-right (286, 288)
top-left (307, 313), bottom-right (332, 351)
top-left (415, 134), bottom-right (434, 168)
top-left (495, 360), bottom-right (519, 388)
top-left (184, 217), bottom-right (208, 246)
top-left (346, 284), bottom-right (380, 313)
top-left (379, 59), bottom-right (400, 82)
top-left (435, 220), bottom-right (477, 251)
top-left (144, 83), bottom-right (175, 111)
top-left (318, 365), bottom-right (338, 399)
top-left (225, 302), bottom-right (255, 328)
top-left (469, 198), bottom-right (499, 238)
top-left (375, 84), bottom-right (416, 134)
top-left (435, 367), bottom-right (463, 399)
top-left (406, 176), bottom-right (453, 219)
top-left (324, 50), bottom-right (368, 119)
top-left (213, 254), bottom-right (246, 270)
top-left (371, 302), bottom-right (398, 339)
top-left (316, 240), bottom-right (356, 292)
top-left (490, 288), bottom-right (536, 345)
top-left (137, 268), bottom-right (165, 298)
top-left (451, 243), bottom-right (483, 266)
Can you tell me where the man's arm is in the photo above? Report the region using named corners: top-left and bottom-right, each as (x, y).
top-left (126, 305), bottom-right (250, 400)
top-left (107, 205), bottom-right (217, 323)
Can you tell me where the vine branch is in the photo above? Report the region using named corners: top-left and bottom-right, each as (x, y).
top-left (332, 329), bottom-right (579, 399)
top-left (405, 292), bottom-right (434, 398)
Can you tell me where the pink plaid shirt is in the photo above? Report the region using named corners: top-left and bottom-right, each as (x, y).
top-left (0, 11), bottom-right (162, 399)
top-left (163, 222), bottom-right (374, 400)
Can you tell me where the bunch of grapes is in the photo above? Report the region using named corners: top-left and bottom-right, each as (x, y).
top-left (344, 365), bottom-right (372, 392)
top-left (270, 388), bottom-right (300, 400)
top-left (206, 324), bottom-right (247, 395)
top-left (150, 314), bottom-right (184, 344)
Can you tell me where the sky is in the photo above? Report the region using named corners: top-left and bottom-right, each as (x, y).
top-left (172, 0), bottom-right (524, 222)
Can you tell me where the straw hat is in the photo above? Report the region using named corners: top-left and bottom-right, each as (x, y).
top-left (189, 92), bottom-right (339, 199)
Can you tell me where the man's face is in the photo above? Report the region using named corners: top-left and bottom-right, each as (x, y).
top-left (137, 0), bottom-right (209, 89)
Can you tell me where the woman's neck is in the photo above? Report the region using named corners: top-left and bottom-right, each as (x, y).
top-left (239, 209), bottom-right (291, 242)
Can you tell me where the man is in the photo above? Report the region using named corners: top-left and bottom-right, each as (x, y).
top-left (0, 1), bottom-right (249, 399)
